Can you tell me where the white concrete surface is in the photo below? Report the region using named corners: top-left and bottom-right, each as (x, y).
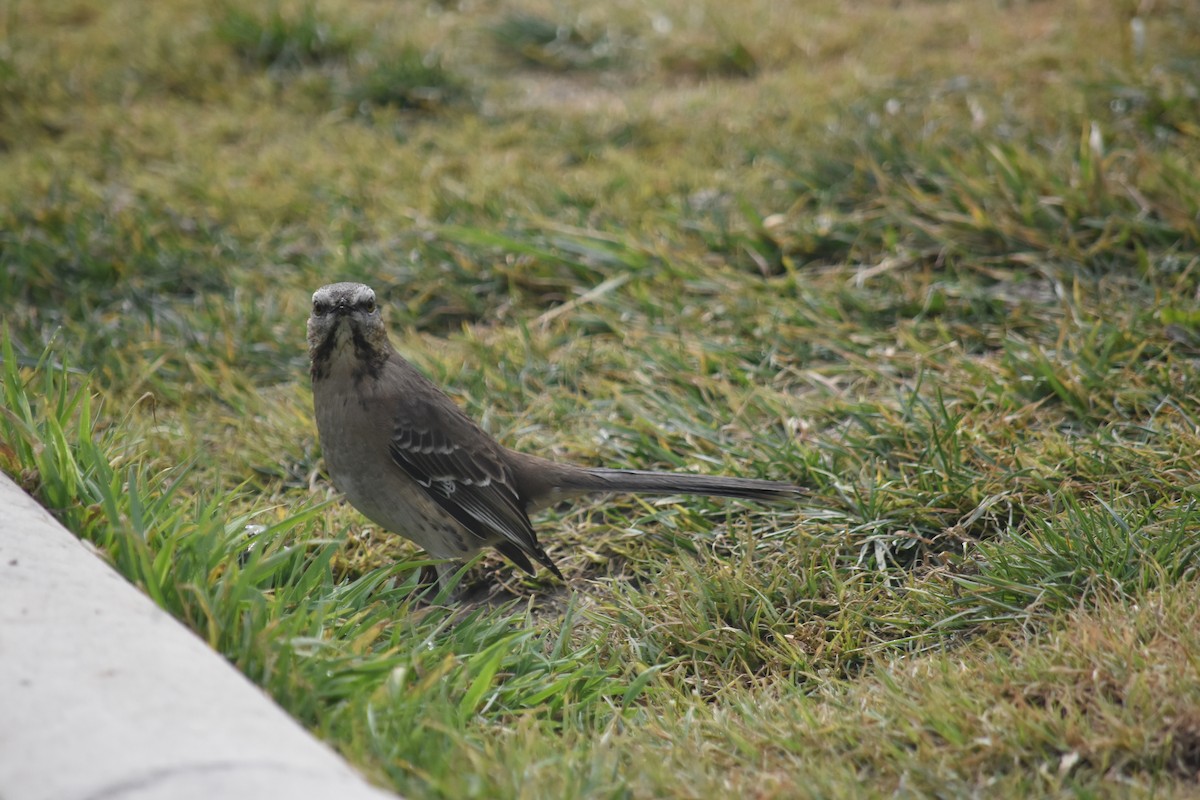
top-left (0, 473), bottom-right (398, 800)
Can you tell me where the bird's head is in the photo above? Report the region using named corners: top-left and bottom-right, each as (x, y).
top-left (307, 282), bottom-right (390, 379)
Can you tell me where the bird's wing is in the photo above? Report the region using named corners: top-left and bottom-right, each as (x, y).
top-left (388, 403), bottom-right (561, 578)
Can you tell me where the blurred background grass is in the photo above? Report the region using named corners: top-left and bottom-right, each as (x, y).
top-left (3, 0), bottom-right (1200, 797)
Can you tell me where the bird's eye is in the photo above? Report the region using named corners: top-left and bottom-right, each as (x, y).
top-left (364, 298), bottom-right (377, 313)
top-left (312, 298), bottom-right (331, 315)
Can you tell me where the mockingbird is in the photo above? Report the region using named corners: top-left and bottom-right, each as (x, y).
top-left (308, 281), bottom-right (802, 592)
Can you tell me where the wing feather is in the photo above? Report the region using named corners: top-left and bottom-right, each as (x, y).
top-left (387, 404), bottom-right (560, 578)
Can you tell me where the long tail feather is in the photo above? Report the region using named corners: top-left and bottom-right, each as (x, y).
top-left (563, 467), bottom-right (803, 501)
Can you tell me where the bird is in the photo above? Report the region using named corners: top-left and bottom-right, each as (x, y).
top-left (307, 281), bottom-right (803, 594)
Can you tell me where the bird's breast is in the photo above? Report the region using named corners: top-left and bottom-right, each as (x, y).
top-left (311, 378), bottom-right (477, 559)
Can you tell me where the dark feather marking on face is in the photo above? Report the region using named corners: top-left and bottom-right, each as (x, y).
top-left (309, 328), bottom-right (338, 381)
top-left (350, 326), bottom-right (388, 384)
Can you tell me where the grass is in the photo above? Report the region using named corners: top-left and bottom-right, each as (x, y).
top-left (489, 12), bottom-right (628, 72)
top-left (348, 47), bottom-right (469, 114)
top-left (215, 1), bottom-right (356, 70)
top-left (2, 0), bottom-right (1200, 797)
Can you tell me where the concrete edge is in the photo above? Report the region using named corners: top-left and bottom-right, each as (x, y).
top-left (0, 472), bottom-right (399, 800)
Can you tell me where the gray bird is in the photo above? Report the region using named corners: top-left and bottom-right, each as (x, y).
top-left (307, 281), bottom-right (802, 592)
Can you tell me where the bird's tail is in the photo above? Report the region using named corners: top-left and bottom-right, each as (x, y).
top-left (557, 466), bottom-right (803, 502)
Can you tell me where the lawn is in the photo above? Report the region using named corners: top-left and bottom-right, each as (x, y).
top-left (3, 0), bottom-right (1200, 797)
